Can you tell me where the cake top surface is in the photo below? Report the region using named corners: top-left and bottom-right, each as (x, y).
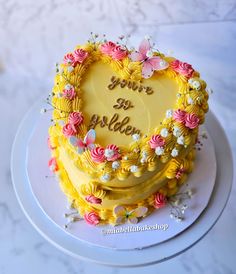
top-left (49, 34), bottom-right (208, 182)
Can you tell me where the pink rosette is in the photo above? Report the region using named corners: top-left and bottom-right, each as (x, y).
top-left (170, 59), bottom-right (194, 78)
top-left (47, 137), bottom-right (56, 150)
top-left (173, 109), bottom-right (187, 123)
top-left (62, 123), bottom-right (77, 137)
top-left (111, 45), bottom-right (128, 60)
top-left (73, 48), bottom-right (88, 64)
top-left (105, 144), bottom-right (121, 161)
top-left (185, 113), bottom-right (200, 129)
top-left (154, 192), bottom-right (167, 209)
top-left (48, 157), bottom-right (58, 173)
top-left (149, 134), bottom-right (165, 149)
top-left (84, 212), bottom-right (100, 226)
top-left (100, 41), bottom-right (116, 55)
top-left (176, 168), bottom-right (185, 179)
top-left (63, 53), bottom-right (76, 66)
top-left (90, 147), bottom-right (106, 163)
top-left (62, 87), bottom-right (76, 100)
top-left (69, 112), bottom-right (84, 126)
top-left (85, 195), bottom-right (102, 205)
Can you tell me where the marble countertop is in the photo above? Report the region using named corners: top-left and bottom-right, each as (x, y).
top-left (0, 1), bottom-right (235, 273)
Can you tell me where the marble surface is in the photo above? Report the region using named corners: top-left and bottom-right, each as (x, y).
top-left (0, 1), bottom-right (236, 273)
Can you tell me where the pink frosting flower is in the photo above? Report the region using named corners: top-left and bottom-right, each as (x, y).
top-left (170, 59), bottom-right (194, 78)
top-left (173, 109), bottom-right (187, 123)
top-left (111, 45), bottom-right (128, 60)
top-left (149, 135), bottom-right (165, 149)
top-left (62, 86), bottom-right (76, 100)
top-left (91, 147), bottom-right (106, 163)
top-left (100, 41), bottom-right (116, 55)
top-left (84, 211), bottom-right (100, 226)
top-left (176, 168), bottom-right (185, 179)
top-left (85, 195), bottom-right (102, 204)
top-left (73, 48), bottom-right (88, 64)
top-left (154, 192), bottom-right (167, 208)
top-left (105, 144), bottom-right (121, 161)
top-left (63, 53), bottom-right (76, 66)
top-left (185, 113), bottom-right (200, 129)
top-left (47, 137), bottom-right (56, 150)
top-left (69, 112), bottom-right (84, 126)
top-left (48, 157), bottom-right (58, 172)
top-left (62, 123), bottom-right (77, 137)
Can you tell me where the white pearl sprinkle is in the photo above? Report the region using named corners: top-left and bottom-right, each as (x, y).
top-left (188, 78), bottom-right (194, 85)
top-left (112, 161), bottom-right (120, 170)
top-left (187, 97), bottom-right (194, 105)
top-left (171, 148), bottom-right (179, 157)
top-left (132, 134), bottom-right (140, 141)
top-left (65, 84), bottom-right (73, 90)
top-left (177, 135), bottom-right (185, 145)
top-left (104, 148), bottom-right (114, 158)
top-left (155, 146), bottom-right (164, 156)
top-left (101, 174), bottom-right (110, 182)
top-left (130, 165), bottom-right (138, 173)
top-left (192, 80), bottom-right (201, 90)
top-left (173, 126), bottom-right (181, 137)
top-left (160, 128), bottom-right (169, 137)
top-left (67, 66), bottom-right (74, 73)
top-left (166, 109), bottom-right (173, 119)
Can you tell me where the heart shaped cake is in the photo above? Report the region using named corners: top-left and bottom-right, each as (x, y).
top-left (47, 35), bottom-right (209, 226)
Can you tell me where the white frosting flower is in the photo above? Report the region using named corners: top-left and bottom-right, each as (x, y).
top-left (160, 128), bottom-right (168, 137)
top-left (188, 78), bottom-right (194, 85)
top-left (166, 109), bottom-right (173, 118)
top-left (177, 135), bottom-right (185, 145)
top-left (155, 146), bottom-right (164, 156)
top-left (132, 134), bottom-right (140, 141)
top-left (112, 161), bottom-right (120, 170)
top-left (140, 157), bottom-right (146, 164)
top-left (130, 165), bottom-right (138, 173)
top-left (100, 174), bottom-right (111, 182)
top-left (146, 50), bottom-right (153, 58)
top-left (173, 126), bottom-right (181, 137)
top-left (171, 148), bottom-right (179, 157)
top-left (104, 148), bottom-right (115, 158)
top-left (192, 80), bottom-right (201, 90)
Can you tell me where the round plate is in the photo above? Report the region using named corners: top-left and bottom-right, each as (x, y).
top-left (11, 98), bottom-right (233, 267)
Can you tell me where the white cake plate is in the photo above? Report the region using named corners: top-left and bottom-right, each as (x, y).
top-left (11, 98), bottom-right (233, 267)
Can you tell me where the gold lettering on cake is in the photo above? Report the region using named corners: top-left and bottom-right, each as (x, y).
top-left (88, 113), bottom-right (141, 136)
top-left (107, 76), bottom-right (154, 95)
top-left (113, 98), bottom-right (134, 110)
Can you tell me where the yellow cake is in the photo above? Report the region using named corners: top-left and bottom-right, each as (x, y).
top-left (47, 35), bottom-right (209, 226)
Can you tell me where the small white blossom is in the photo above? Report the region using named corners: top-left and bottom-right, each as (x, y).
top-left (173, 126), bottom-right (181, 137)
top-left (171, 148), bottom-right (179, 157)
top-left (160, 128), bottom-right (169, 137)
top-left (140, 157), bottom-right (146, 164)
top-left (40, 108), bottom-right (47, 114)
top-left (132, 134), bottom-right (140, 141)
top-left (166, 109), bottom-right (173, 119)
top-left (177, 135), bottom-right (185, 145)
top-left (188, 78), bottom-right (194, 85)
top-left (155, 146), bottom-right (164, 156)
top-left (101, 174), bottom-right (111, 182)
top-left (130, 165), bottom-right (138, 173)
top-left (112, 161), bottom-right (120, 170)
top-left (104, 148), bottom-right (115, 158)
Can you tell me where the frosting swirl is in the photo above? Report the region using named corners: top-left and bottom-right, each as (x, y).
top-left (185, 113), bottom-right (200, 129)
top-left (173, 109), bottom-right (187, 123)
top-left (149, 135), bottom-right (165, 149)
top-left (100, 41), bottom-right (116, 55)
top-left (154, 192), bottom-right (166, 208)
top-left (111, 45), bottom-right (128, 60)
top-left (171, 59), bottom-right (194, 78)
top-left (73, 49), bottom-right (88, 64)
top-left (91, 147), bottom-right (106, 163)
top-left (63, 53), bottom-right (75, 66)
top-left (62, 123), bottom-right (77, 137)
top-left (84, 212), bottom-right (100, 225)
top-left (62, 86), bottom-right (76, 100)
top-left (69, 112), bottom-right (84, 126)
top-left (85, 194), bottom-right (102, 204)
